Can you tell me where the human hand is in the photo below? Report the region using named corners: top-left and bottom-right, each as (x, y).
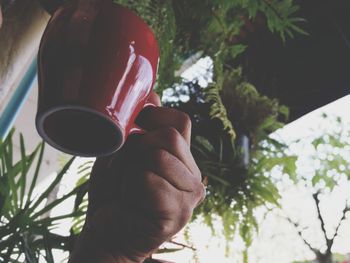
top-left (69, 92), bottom-right (205, 263)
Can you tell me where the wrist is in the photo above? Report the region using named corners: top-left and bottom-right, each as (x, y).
top-left (69, 228), bottom-right (146, 263)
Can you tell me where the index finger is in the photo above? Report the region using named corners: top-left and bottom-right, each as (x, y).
top-left (147, 91), bottom-right (162, 107)
top-left (136, 106), bottom-right (192, 145)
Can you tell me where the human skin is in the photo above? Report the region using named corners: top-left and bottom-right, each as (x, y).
top-left (69, 92), bottom-right (206, 263)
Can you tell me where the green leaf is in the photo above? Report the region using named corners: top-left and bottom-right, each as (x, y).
top-left (282, 156), bottom-right (298, 182)
top-left (31, 183), bottom-right (80, 220)
top-left (19, 134), bottom-right (27, 206)
top-left (36, 210), bottom-right (84, 226)
top-left (239, 222), bottom-right (252, 247)
top-left (289, 23), bottom-right (309, 36)
top-left (73, 182), bottom-right (89, 210)
top-left (21, 235), bottom-right (39, 263)
top-left (312, 174), bottom-right (322, 186)
top-left (205, 85), bottom-right (236, 143)
top-left (71, 216), bottom-right (86, 234)
top-left (328, 134), bottom-right (346, 148)
top-left (206, 173), bottom-right (231, 186)
top-left (230, 44), bottom-right (247, 59)
top-left (7, 165), bottom-right (19, 215)
top-left (324, 176), bottom-right (336, 191)
top-left (28, 157), bottom-right (75, 214)
top-left (251, 182), bottom-right (279, 206)
top-left (77, 164), bottom-right (92, 175)
top-left (247, 2), bottom-right (259, 18)
top-left (19, 140), bottom-right (40, 209)
top-left (278, 105), bottom-right (290, 120)
top-left (3, 129), bottom-right (15, 170)
top-left (43, 235), bottom-right (55, 263)
top-left (312, 137), bottom-right (325, 148)
top-left (1, 242), bottom-right (15, 263)
top-left (192, 136), bottom-right (217, 159)
top-left (27, 143), bottom-right (45, 205)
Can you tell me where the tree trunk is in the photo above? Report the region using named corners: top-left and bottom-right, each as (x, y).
top-left (316, 252), bottom-right (332, 263)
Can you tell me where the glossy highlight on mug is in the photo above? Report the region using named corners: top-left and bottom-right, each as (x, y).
top-left (36, 0), bottom-right (159, 157)
top-left (106, 43), bottom-right (154, 130)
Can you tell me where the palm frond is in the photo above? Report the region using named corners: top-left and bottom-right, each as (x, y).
top-left (0, 131), bottom-right (78, 261)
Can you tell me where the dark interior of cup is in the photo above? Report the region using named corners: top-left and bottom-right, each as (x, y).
top-left (41, 108), bottom-right (123, 157)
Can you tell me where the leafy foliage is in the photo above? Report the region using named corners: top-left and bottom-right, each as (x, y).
top-left (164, 79), bottom-right (297, 250)
top-left (171, 0), bottom-right (304, 146)
top-left (191, 133), bottom-right (297, 248)
top-left (173, 0), bottom-right (306, 54)
top-left (297, 115), bottom-right (350, 191)
top-left (0, 130), bottom-right (84, 262)
top-left (205, 84), bottom-right (237, 144)
top-left (206, 68), bottom-right (288, 146)
top-left (71, 160), bottom-right (93, 235)
top-left (113, 0), bottom-right (306, 95)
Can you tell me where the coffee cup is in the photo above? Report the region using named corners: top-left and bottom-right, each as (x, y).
top-left (36, 0), bottom-right (159, 157)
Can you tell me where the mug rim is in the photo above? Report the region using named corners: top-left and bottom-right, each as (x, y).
top-left (36, 105), bottom-right (125, 157)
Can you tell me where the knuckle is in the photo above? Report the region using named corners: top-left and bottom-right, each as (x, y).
top-left (195, 183), bottom-right (206, 204)
top-left (195, 169), bottom-right (202, 181)
top-left (178, 112), bottom-right (192, 132)
top-left (157, 219), bottom-right (175, 237)
top-left (163, 126), bottom-right (182, 147)
top-left (159, 209), bottom-right (192, 235)
top-left (151, 149), bottom-right (169, 164)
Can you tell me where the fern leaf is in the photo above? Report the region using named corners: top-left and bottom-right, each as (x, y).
top-left (205, 84), bottom-right (236, 143)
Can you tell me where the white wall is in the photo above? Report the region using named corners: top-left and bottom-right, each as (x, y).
top-left (12, 82), bottom-right (67, 190)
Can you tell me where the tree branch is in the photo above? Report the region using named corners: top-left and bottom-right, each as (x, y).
top-left (167, 240), bottom-right (196, 251)
top-left (312, 193), bottom-right (330, 247)
top-left (328, 205), bottom-right (350, 251)
top-left (283, 215), bottom-right (319, 255)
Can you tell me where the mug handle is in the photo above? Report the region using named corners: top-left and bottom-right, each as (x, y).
top-left (129, 93), bottom-right (160, 135)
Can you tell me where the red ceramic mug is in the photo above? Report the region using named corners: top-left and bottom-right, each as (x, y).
top-left (36, 0), bottom-right (159, 157)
